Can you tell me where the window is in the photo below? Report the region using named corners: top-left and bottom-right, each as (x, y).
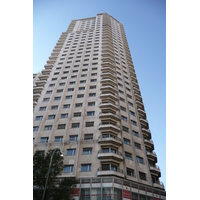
top-left (66, 95), bottom-right (72, 99)
top-left (59, 82), bottom-right (65, 86)
top-left (130, 111), bottom-right (135, 116)
top-left (79, 87), bottom-right (85, 90)
top-left (90, 79), bottom-right (97, 82)
top-left (71, 123), bottom-right (80, 128)
top-left (33, 126), bottom-right (39, 131)
top-left (67, 149), bottom-right (76, 156)
top-left (135, 143), bottom-right (141, 150)
top-left (61, 76), bottom-right (67, 80)
top-left (127, 94), bottom-right (132, 99)
top-left (51, 105), bottom-right (58, 110)
top-left (77, 94), bottom-right (84, 98)
top-left (125, 152), bottom-right (132, 160)
top-left (80, 80), bottom-right (86, 84)
top-left (84, 134), bottom-right (93, 140)
top-left (40, 137), bottom-right (48, 143)
top-left (133, 131), bottom-right (139, 137)
top-left (44, 125), bottom-right (52, 131)
top-left (88, 102), bottom-right (95, 106)
top-left (43, 98), bottom-right (50, 102)
top-left (127, 168), bottom-right (134, 177)
top-left (121, 115), bottom-right (127, 122)
top-left (81, 164), bottom-right (91, 172)
top-left (83, 148), bottom-right (92, 155)
top-left (86, 122), bottom-right (94, 127)
top-left (52, 78), bottom-right (57, 81)
top-left (119, 90), bottom-right (124, 94)
top-left (128, 102), bottom-right (133, 107)
top-left (68, 88), bottom-right (74, 92)
top-left (81, 74), bottom-right (87, 77)
top-left (69, 81), bottom-right (75, 85)
top-left (64, 165), bottom-right (74, 173)
top-left (35, 116), bottom-right (43, 120)
top-left (87, 111), bottom-right (95, 116)
top-left (90, 85), bottom-right (96, 89)
top-left (61, 113), bottom-right (68, 118)
top-left (54, 96), bottom-right (61, 101)
top-left (89, 93), bottom-right (96, 97)
top-left (48, 115), bottom-right (55, 119)
top-left (63, 104), bottom-right (70, 108)
top-left (136, 156), bottom-right (144, 164)
top-left (75, 103), bottom-right (82, 107)
top-left (122, 126), bottom-right (129, 133)
top-left (69, 135), bottom-right (78, 141)
top-left (57, 124), bottom-right (66, 129)
top-left (55, 136), bottom-right (63, 142)
top-left (124, 138), bottom-right (130, 145)
top-left (131, 120), bottom-right (137, 126)
top-left (120, 97), bottom-right (125, 102)
top-left (39, 107), bottom-right (46, 111)
top-left (46, 90), bottom-right (52, 94)
top-left (139, 172), bottom-right (146, 180)
top-left (74, 112), bottom-right (81, 117)
top-left (49, 84), bottom-right (55, 87)
top-left (126, 87), bottom-right (131, 92)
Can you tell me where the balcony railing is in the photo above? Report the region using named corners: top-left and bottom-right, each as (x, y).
top-left (98, 150), bottom-right (123, 156)
top-left (99, 112), bottom-right (120, 121)
top-left (99, 102), bottom-right (119, 111)
top-left (97, 167), bottom-right (123, 174)
top-left (98, 135), bottom-right (121, 142)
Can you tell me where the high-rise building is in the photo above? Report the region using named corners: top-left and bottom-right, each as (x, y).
top-left (33, 13), bottom-right (166, 199)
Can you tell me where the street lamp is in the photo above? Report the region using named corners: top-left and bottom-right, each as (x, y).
top-left (42, 148), bottom-right (63, 200)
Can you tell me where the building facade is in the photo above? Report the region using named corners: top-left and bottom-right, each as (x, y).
top-left (33, 13), bottom-right (166, 200)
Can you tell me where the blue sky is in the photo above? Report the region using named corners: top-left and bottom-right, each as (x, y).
top-left (33, 0), bottom-right (166, 188)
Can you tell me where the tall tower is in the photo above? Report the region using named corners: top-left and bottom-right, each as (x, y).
top-left (33, 13), bottom-right (166, 199)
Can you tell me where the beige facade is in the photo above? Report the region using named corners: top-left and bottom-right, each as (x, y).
top-left (33, 13), bottom-right (166, 199)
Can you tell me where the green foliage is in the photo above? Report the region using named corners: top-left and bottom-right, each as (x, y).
top-left (33, 149), bottom-right (76, 200)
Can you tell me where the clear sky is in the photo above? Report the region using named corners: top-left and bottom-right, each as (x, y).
top-left (33, 0), bottom-right (166, 188)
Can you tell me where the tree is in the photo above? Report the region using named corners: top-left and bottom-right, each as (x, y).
top-left (33, 149), bottom-right (77, 200)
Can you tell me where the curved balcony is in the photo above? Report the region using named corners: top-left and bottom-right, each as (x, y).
top-left (98, 150), bottom-right (123, 162)
top-left (146, 151), bottom-right (157, 162)
top-left (132, 81), bottom-right (139, 89)
top-left (46, 59), bottom-right (56, 65)
top-left (101, 66), bottom-right (116, 74)
top-left (149, 165), bottom-right (161, 177)
top-left (101, 72), bottom-right (116, 80)
top-left (33, 86), bottom-right (44, 93)
top-left (102, 48), bottom-right (114, 55)
top-left (136, 101), bottom-right (144, 110)
top-left (134, 94), bottom-right (142, 102)
top-left (33, 101), bottom-right (38, 106)
top-left (140, 118), bottom-right (149, 129)
top-left (44, 64), bottom-right (54, 70)
top-left (99, 102), bottom-right (119, 111)
top-left (102, 57), bottom-right (115, 63)
top-left (101, 52), bottom-right (114, 59)
top-left (49, 55), bottom-right (57, 60)
top-left (33, 93), bottom-right (41, 101)
top-left (102, 45), bottom-right (113, 53)
top-left (99, 122), bottom-right (121, 134)
top-left (98, 135), bottom-right (122, 146)
top-left (144, 139), bottom-right (154, 150)
top-left (100, 79), bottom-right (117, 87)
top-left (41, 69), bottom-right (51, 75)
top-left (97, 167), bottom-right (124, 178)
top-left (138, 109), bottom-right (146, 119)
top-left (35, 80), bottom-right (46, 87)
top-left (142, 128), bottom-right (151, 139)
top-left (101, 61), bottom-right (115, 68)
top-left (133, 87), bottom-right (141, 95)
top-left (99, 112), bottom-right (120, 121)
top-left (130, 70), bottom-right (136, 78)
top-left (100, 85), bottom-right (117, 93)
top-left (100, 93), bottom-right (118, 101)
top-left (38, 74), bottom-right (49, 81)
top-left (153, 182), bottom-right (165, 190)
top-left (131, 76), bottom-right (138, 83)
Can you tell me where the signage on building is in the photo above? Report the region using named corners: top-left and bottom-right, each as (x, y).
top-left (123, 189), bottom-right (131, 199)
top-left (71, 188), bottom-right (80, 196)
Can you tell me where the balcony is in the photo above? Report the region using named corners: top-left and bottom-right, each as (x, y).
top-left (35, 80), bottom-right (46, 87)
top-left (133, 87), bottom-right (141, 95)
top-left (101, 66), bottom-right (115, 74)
top-left (98, 150), bottom-right (123, 162)
top-left (144, 139), bottom-right (154, 149)
top-left (102, 45), bottom-right (113, 52)
top-left (98, 135), bottom-right (122, 146)
top-left (41, 69), bottom-right (51, 75)
top-left (101, 61), bottom-right (115, 68)
top-left (132, 81), bottom-right (139, 89)
top-left (33, 101), bottom-right (37, 106)
top-left (99, 102), bottom-right (119, 111)
top-left (134, 94), bottom-right (142, 102)
top-left (149, 165), bottom-right (161, 177)
top-left (46, 59), bottom-right (56, 65)
top-left (100, 93), bottom-right (118, 101)
top-left (101, 72), bottom-right (116, 80)
top-left (100, 85), bottom-right (117, 93)
top-left (100, 79), bottom-right (117, 87)
top-left (153, 182), bottom-right (165, 190)
top-left (101, 57), bottom-right (115, 63)
top-left (131, 76), bottom-right (138, 83)
top-left (136, 101), bottom-right (144, 110)
top-left (99, 122), bottom-right (121, 134)
top-left (139, 118), bottom-right (149, 129)
top-left (137, 109), bottom-right (146, 119)
top-left (142, 128), bottom-right (151, 139)
top-left (102, 48), bottom-right (114, 55)
top-left (44, 64), bottom-right (54, 70)
top-left (129, 70), bottom-right (136, 78)
top-left (33, 93), bottom-right (41, 101)
top-left (49, 55), bottom-right (57, 60)
top-left (101, 52), bottom-right (115, 60)
top-left (146, 151), bottom-right (157, 162)
top-left (99, 112), bottom-right (120, 121)
top-left (33, 86), bottom-right (44, 93)
top-left (97, 167), bottom-right (124, 178)
top-left (38, 74), bottom-right (49, 81)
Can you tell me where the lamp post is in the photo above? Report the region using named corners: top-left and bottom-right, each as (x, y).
top-left (42, 148), bottom-right (63, 200)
